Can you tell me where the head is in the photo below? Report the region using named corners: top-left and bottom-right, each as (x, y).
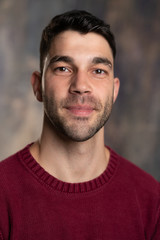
top-left (31, 10), bottom-right (119, 142)
top-left (40, 10), bottom-right (116, 75)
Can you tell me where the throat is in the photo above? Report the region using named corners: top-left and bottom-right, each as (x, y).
top-left (30, 140), bottom-right (110, 184)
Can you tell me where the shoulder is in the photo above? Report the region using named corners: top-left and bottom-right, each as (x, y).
top-left (0, 152), bottom-right (19, 178)
top-left (0, 150), bottom-right (22, 176)
top-left (0, 144), bottom-right (32, 188)
top-left (0, 143), bottom-right (33, 169)
top-left (0, 148), bottom-right (30, 240)
top-left (109, 147), bottom-right (160, 238)
top-left (0, 152), bottom-right (20, 197)
top-left (109, 147), bottom-right (160, 198)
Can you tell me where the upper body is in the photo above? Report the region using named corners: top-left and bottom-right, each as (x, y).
top-left (1, 10), bottom-right (159, 239)
top-left (0, 144), bottom-right (160, 240)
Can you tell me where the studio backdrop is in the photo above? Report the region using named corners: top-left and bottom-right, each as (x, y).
top-left (0, 0), bottom-right (160, 180)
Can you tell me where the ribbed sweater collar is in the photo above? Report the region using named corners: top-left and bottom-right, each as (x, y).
top-left (18, 144), bottom-right (119, 194)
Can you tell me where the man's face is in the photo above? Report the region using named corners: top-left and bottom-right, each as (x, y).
top-left (41, 30), bottom-right (119, 142)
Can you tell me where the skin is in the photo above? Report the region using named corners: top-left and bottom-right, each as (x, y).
top-left (30, 30), bottom-right (120, 183)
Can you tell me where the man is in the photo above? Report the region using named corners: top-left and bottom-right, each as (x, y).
top-left (0, 10), bottom-right (159, 240)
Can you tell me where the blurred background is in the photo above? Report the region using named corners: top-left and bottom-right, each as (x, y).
top-left (0, 0), bottom-right (160, 180)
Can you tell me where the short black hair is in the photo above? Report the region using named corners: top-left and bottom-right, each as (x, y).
top-left (40, 10), bottom-right (116, 73)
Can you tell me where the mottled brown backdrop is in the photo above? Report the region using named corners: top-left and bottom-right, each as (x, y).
top-left (0, 0), bottom-right (160, 180)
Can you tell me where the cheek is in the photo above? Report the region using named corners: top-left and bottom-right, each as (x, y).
top-left (44, 80), bottom-right (68, 103)
top-left (96, 82), bottom-right (114, 99)
top-left (44, 72), bottom-right (62, 92)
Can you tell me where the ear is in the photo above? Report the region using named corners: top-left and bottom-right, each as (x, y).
top-left (31, 71), bottom-right (43, 102)
top-left (113, 77), bottom-right (120, 103)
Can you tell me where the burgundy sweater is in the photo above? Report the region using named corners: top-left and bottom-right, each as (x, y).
top-left (0, 144), bottom-right (160, 240)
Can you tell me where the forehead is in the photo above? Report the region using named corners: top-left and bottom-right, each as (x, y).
top-left (49, 30), bottom-right (113, 63)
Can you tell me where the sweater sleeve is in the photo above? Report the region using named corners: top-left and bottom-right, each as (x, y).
top-left (0, 166), bottom-right (10, 240)
top-left (0, 231), bottom-right (4, 240)
top-left (151, 183), bottom-right (160, 240)
top-left (152, 211), bottom-right (160, 240)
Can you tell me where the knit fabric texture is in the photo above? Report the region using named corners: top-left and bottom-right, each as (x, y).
top-left (0, 144), bottom-right (160, 239)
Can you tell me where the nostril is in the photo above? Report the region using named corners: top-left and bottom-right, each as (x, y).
top-left (73, 90), bottom-right (81, 94)
top-left (71, 89), bottom-right (91, 95)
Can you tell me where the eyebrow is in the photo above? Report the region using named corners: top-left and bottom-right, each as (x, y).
top-left (49, 55), bottom-right (112, 69)
top-left (92, 57), bottom-right (112, 69)
top-left (49, 55), bottom-right (74, 64)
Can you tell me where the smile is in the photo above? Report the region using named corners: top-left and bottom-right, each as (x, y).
top-left (65, 105), bottom-right (94, 117)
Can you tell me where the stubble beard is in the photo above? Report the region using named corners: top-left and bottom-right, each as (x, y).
top-left (43, 94), bottom-right (113, 142)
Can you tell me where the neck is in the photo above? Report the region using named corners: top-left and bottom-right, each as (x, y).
top-left (30, 118), bottom-right (110, 183)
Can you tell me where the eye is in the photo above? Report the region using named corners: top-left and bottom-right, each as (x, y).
top-left (52, 66), bottom-right (72, 76)
top-left (91, 67), bottom-right (109, 79)
top-left (55, 67), bottom-right (69, 72)
top-left (94, 69), bottom-right (105, 74)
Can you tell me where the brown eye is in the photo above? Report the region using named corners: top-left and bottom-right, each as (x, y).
top-left (93, 69), bottom-right (107, 75)
top-left (56, 67), bottom-right (69, 72)
top-left (52, 66), bottom-right (72, 76)
top-left (94, 69), bottom-right (105, 74)
top-left (91, 68), bottom-right (109, 79)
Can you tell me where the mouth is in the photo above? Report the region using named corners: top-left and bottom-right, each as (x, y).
top-left (65, 105), bottom-right (94, 117)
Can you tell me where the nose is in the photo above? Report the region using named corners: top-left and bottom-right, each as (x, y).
top-left (69, 71), bottom-right (92, 95)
